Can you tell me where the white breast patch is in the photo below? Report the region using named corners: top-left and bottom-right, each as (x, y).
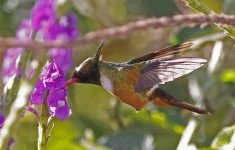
top-left (100, 75), bottom-right (113, 93)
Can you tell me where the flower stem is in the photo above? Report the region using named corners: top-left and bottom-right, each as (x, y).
top-left (38, 90), bottom-right (50, 150)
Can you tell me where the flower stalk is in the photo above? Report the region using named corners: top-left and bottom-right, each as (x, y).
top-left (38, 90), bottom-right (53, 150)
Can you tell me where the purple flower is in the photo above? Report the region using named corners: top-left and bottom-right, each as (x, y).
top-left (49, 102), bottom-right (71, 121)
top-left (48, 48), bottom-right (73, 72)
top-left (54, 103), bottom-right (71, 121)
top-left (31, 0), bottom-right (79, 73)
top-left (45, 14), bottom-right (79, 41)
top-left (31, 0), bottom-right (56, 30)
top-left (47, 88), bottom-right (68, 107)
top-left (30, 79), bottom-right (45, 105)
top-left (0, 113), bottom-right (4, 128)
top-left (2, 20), bottom-right (33, 84)
top-left (7, 137), bottom-right (14, 150)
top-left (30, 62), bottom-right (71, 120)
top-left (2, 48), bottom-right (24, 84)
top-left (44, 13), bottom-right (79, 72)
top-left (31, 88), bottom-right (45, 105)
top-left (40, 62), bottom-right (66, 89)
top-left (16, 19), bottom-right (33, 40)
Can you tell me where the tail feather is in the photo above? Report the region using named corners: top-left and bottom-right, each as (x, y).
top-left (147, 88), bottom-right (210, 115)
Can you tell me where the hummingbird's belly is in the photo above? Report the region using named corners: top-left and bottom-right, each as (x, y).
top-left (100, 66), bottom-right (148, 110)
top-left (100, 74), bottom-right (148, 110)
top-left (113, 85), bottom-right (148, 111)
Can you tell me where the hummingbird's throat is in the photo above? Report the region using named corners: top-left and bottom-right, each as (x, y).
top-left (66, 78), bottom-right (78, 87)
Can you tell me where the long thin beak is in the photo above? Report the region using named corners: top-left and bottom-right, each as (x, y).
top-left (66, 78), bottom-right (78, 87)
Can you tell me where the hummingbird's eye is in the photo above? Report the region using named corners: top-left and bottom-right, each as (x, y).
top-left (72, 70), bottom-right (85, 78)
top-left (78, 71), bottom-right (86, 77)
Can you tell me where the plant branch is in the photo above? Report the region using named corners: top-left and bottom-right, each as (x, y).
top-left (183, 0), bottom-right (235, 39)
top-left (0, 14), bottom-right (234, 50)
top-left (38, 90), bottom-right (50, 150)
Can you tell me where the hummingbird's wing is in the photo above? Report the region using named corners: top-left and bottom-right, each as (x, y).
top-left (135, 58), bottom-right (207, 92)
top-left (127, 42), bottom-right (193, 64)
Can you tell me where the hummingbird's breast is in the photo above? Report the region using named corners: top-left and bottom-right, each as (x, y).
top-left (98, 61), bottom-right (148, 110)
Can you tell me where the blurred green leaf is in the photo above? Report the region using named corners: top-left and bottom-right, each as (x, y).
top-left (211, 125), bottom-right (235, 149)
top-left (198, 0), bottom-right (224, 13)
top-left (184, 0), bottom-right (211, 13)
top-left (47, 121), bottom-right (85, 150)
top-left (220, 70), bottom-right (235, 83)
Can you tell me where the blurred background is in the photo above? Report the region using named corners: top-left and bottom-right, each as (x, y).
top-left (1, 0), bottom-right (235, 149)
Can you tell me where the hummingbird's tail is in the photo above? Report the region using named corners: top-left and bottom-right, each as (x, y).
top-left (148, 88), bottom-right (210, 115)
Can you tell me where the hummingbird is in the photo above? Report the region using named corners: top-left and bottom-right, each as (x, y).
top-left (66, 42), bottom-right (210, 115)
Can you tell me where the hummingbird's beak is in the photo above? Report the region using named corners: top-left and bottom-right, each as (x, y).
top-left (66, 78), bottom-right (78, 87)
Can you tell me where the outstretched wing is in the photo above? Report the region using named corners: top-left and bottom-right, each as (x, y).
top-left (128, 42), bottom-right (193, 64)
top-left (135, 58), bottom-right (207, 92)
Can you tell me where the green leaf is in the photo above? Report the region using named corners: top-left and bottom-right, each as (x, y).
top-left (184, 0), bottom-right (211, 14)
top-left (220, 70), bottom-right (235, 83)
top-left (198, 0), bottom-right (224, 13)
top-left (211, 125), bottom-right (235, 149)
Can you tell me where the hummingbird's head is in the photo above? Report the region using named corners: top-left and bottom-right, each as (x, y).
top-left (66, 42), bottom-right (104, 87)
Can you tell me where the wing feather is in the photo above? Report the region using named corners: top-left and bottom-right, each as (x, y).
top-left (128, 42), bottom-right (193, 64)
top-left (135, 58), bottom-right (207, 92)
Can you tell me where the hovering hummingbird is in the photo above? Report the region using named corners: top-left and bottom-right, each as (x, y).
top-left (66, 42), bottom-right (210, 115)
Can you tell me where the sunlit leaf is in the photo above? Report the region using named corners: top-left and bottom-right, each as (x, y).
top-left (211, 125), bottom-right (235, 149)
top-left (198, 0), bottom-right (223, 13)
top-left (220, 70), bottom-right (235, 83)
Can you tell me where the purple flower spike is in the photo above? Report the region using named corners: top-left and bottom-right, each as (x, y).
top-left (31, 0), bottom-right (56, 30)
top-left (2, 47), bottom-right (24, 84)
top-left (50, 103), bottom-right (72, 121)
top-left (31, 88), bottom-right (45, 105)
top-left (45, 13), bottom-right (79, 41)
top-left (40, 62), bottom-right (66, 89)
top-left (60, 14), bottom-right (80, 40)
top-left (30, 62), bottom-right (71, 120)
top-left (45, 13), bottom-right (79, 72)
top-left (2, 18), bottom-right (34, 84)
top-left (30, 79), bottom-right (45, 105)
top-left (16, 19), bottom-right (33, 40)
top-left (47, 88), bottom-right (67, 107)
top-left (48, 48), bottom-right (73, 72)
top-left (0, 113), bottom-right (4, 128)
